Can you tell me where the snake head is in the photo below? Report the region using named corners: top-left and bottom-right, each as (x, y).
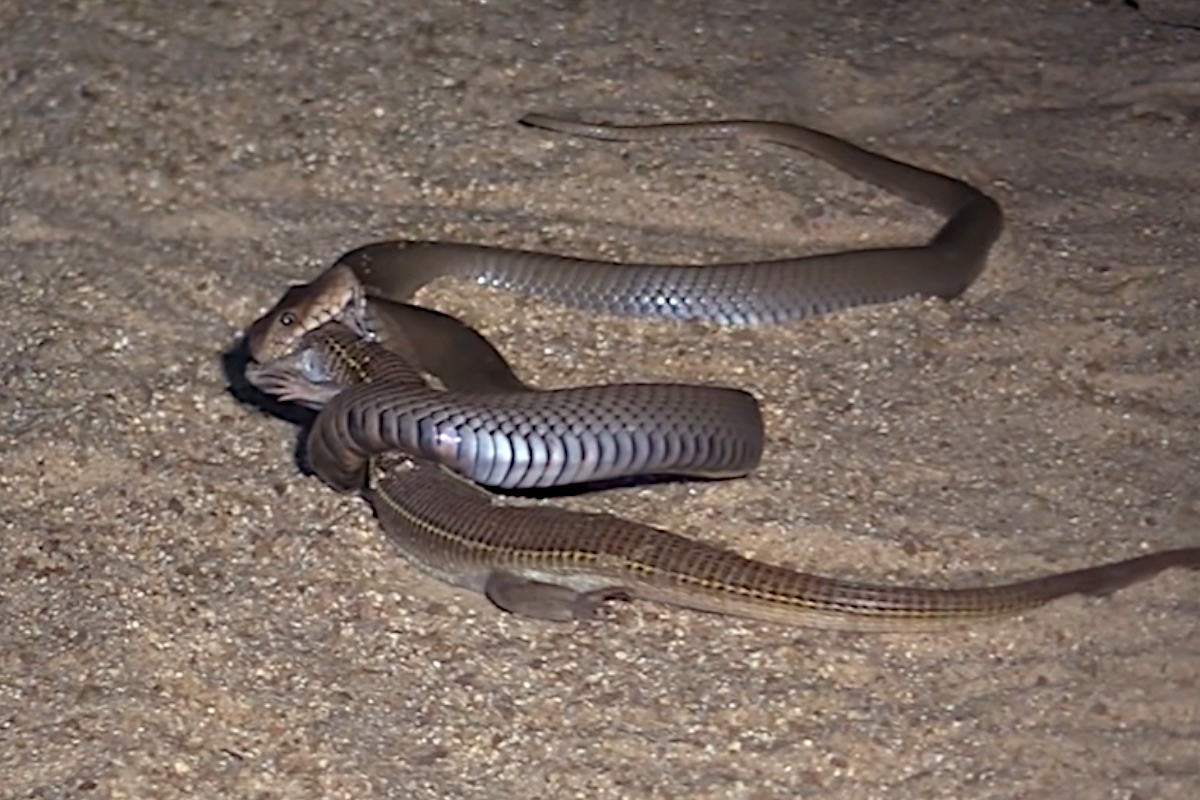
top-left (246, 265), bottom-right (371, 362)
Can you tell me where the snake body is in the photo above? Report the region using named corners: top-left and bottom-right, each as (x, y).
top-left (241, 114), bottom-right (1199, 627)
top-left (249, 323), bottom-right (761, 491)
top-left (330, 115), bottom-right (1002, 328)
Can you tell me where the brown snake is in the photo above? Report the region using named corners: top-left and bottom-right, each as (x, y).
top-left (243, 114), bottom-right (1199, 628)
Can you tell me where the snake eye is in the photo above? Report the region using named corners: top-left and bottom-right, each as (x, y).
top-left (279, 311), bottom-right (297, 327)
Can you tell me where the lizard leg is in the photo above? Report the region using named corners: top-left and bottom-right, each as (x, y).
top-left (484, 571), bottom-right (630, 621)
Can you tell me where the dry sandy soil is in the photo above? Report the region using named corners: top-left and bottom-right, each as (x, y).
top-left (2, 1), bottom-right (1199, 798)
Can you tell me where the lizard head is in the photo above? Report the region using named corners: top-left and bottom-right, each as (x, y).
top-left (245, 322), bottom-right (371, 409)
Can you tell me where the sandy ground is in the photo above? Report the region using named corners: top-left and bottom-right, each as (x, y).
top-left (3, 1), bottom-right (1199, 798)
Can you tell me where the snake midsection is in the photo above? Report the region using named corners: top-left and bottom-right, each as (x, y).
top-left (246, 321), bottom-right (762, 492)
top-left (340, 117), bottom-right (1003, 326)
top-left (247, 114), bottom-right (1003, 365)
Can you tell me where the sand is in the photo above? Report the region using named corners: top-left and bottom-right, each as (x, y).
top-left (2, 1), bottom-right (1198, 797)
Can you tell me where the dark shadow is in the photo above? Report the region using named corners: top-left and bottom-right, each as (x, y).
top-left (501, 472), bottom-right (716, 499)
top-left (222, 335), bottom-right (317, 474)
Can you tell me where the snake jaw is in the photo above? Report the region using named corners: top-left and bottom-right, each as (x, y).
top-left (341, 279), bottom-right (373, 341)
